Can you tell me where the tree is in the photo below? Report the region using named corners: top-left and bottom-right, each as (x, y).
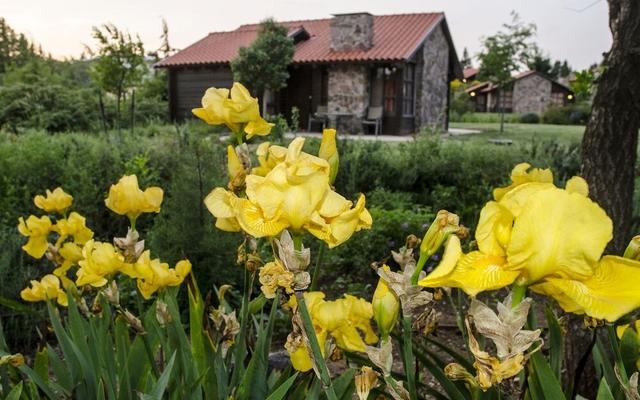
top-left (477, 12), bottom-right (537, 132)
top-left (570, 69), bottom-right (596, 101)
top-left (89, 23), bottom-right (146, 133)
top-left (460, 47), bottom-right (472, 69)
top-left (527, 51), bottom-right (572, 80)
top-left (0, 18), bottom-right (39, 74)
top-left (231, 19), bottom-right (294, 114)
top-left (581, 0), bottom-right (640, 253)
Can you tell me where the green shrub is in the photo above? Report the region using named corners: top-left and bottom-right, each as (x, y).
top-left (459, 112), bottom-right (521, 124)
top-left (542, 103), bottom-right (591, 125)
top-left (520, 113), bottom-right (540, 124)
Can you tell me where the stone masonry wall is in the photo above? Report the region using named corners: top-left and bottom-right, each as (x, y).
top-left (327, 64), bottom-right (369, 133)
top-left (513, 74), bottom-right (552, 114)
top-left (416, 24), bottom-right (449, 132)
top-left (330, 13), bottom-right (374, 51)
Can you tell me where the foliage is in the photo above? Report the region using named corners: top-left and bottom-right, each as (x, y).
top-left (0, 17), bottom-right (41, 74)
top-left (477, 12), bottom-right (537, 85)
top-left (526, 51), bottom-right (571, 80)
top-left (89, 23), bottom-right (146, 131)
top-left (449, 80), bottom-right (475, 120)
top-left (520, 112), bottom-right (540, 124)
top-left (542, 103), bottom-right (591, 125)
top-left (231, 19), bottom-right (295, 96)
top-left (571, 68), bottom-right (597, 101)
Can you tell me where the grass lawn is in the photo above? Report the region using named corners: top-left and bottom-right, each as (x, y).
top-left (448, 121), bottom-right (585, 146)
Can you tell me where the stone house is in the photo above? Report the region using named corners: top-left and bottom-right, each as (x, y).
top-left (156, 12), bottom-right (462, 134)
top-left (465, 70), bottom-right (574, 114)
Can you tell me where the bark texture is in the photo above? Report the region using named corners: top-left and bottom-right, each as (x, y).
top-left (581, 0), bottom-right (640, 253)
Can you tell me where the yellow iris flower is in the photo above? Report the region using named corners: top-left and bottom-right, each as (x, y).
top-left (205, 137), bottom-right (372, 248)
top-left (55, 242), bottom-right (84, 277)
top-left (18, 215), bottom-right (53, 259)
top-left (285, 291), bottom-right (378, 371)
top-left (133, 251), bottom-right (191, 299)
top-left (105, 175), bottom-right (163, 222)
top-left (420, 163), bottom-right (640, 321)
top-left (53, 212), bottom-right (94, 245)
top-left (76, 240), bottom-right (131, 287)
top-left (192, 82), bottom-right (274, 139)
top-left (21, 274), bottom-right (68, 306)
top-left (258, 260), bottom-right (295, 299)
top-left (251, 141), bottom-right (287, 177)
top-left (34, 187), bottom-right (73, 214)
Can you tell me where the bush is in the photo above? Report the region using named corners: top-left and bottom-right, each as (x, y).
top-left (542, 103), bottom-right (591, 125)
top-left (520, 113), bottom-right (540, 124)
top-left (458, 112), bottom-right (521, 124)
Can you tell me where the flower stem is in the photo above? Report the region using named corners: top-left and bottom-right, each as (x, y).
top-left (310, 244), bottom-right (325, 291)
top-left (410, 252), bottom-right (429, 285)
top-left (511, 284), bottom-right (527, 308)
top-left (401, 315), bottom-right (418, 400)
top-left (295, 291), bottom-right (338, 400)
top-left (607, 324), bottom-right (628, 384)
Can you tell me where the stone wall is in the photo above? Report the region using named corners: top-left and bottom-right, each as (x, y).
top-left (330, 13), bottom-right (374, 52)
top-left (327, 64), bottom-right (369, 133)
top-left (415, 23), bottom-right (449, 132)
top-left (513, 74), bottom-right (552, 114)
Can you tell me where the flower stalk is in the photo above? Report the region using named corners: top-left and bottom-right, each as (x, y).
top-left (401, 314), bottom-right (418, 400)
top-left (295, 291), bottom-right (338, 400)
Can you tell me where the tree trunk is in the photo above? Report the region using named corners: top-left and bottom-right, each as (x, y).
top-left (581, 0), bottom-right (640, 253)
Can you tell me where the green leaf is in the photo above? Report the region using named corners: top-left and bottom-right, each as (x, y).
top-left (545, 306), bottom-right (564, 379)
top-left (237, 293), bottom-right (280, 400)
top-left (265, 372), bottom-right (299, 400)
top-left (34, 346), bottom-right (49, 383)
top-left (141, 351), bottom-right (177, 400)
top-left (593, 336), bottom-right (625, 400)
top-left (0, 295), bottom-right (41, 316)
top-left (596, 378), bottom-right (615, 400)
top-left (413, 349), bottom-right (468, 400)
top-left (47, 343), bottom-right (72, 392)
top-left (529, 352), bottom-right (566, 400)
top-left (424, 336), bottom-right (474, 371)
top-left (4, 381), bottom-right (23, 400)
top-left (620, 328), bottom-right (639, 376)
top-left (333, 368), bottom-right (355, 400)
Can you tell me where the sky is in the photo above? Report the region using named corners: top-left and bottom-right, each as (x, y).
top-left (3, 0), bottom-right (610, 70)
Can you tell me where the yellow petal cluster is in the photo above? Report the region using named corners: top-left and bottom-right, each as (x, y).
top-left (20, 274), bottom-right (68, 306)
top-left (286, 292), bottom-right (378, 371)
top-left (34, 187), bottom-right (73, 214)
top-left (192, 82), bottom-right (274, 139)
top-left (17, 215), bottom-right (52, 259)
top-left (53, 212), bottom-right (94, 245)
top-left (205, 137), bottom-right (372, 248)
top-left (420, 163), bottom-right (640, 321)
top-left (76, 240), bottom-right (128, 287)
top-left (105, 175), bottom-right (163, 221)
top-left (134, 251), bottom-right (191, 299)
top-left (258, 260), bottom-right (295, 299)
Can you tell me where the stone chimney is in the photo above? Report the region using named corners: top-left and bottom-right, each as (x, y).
top-left (330, 12), bottom-right (374, 52)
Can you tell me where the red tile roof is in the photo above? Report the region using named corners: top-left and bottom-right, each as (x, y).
top-left (463, 67), bottom-right (478, 79)
top-left (156, 13), bottom-right (445, 67)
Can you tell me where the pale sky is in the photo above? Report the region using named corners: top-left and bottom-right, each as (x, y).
top-left (3, 0), bottom-right (610, 70)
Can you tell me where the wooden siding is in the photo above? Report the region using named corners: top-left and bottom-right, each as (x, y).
top-left (171, 66), bottom-right (233, 120)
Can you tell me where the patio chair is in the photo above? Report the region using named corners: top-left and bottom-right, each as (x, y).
top-left (307, 106), bottom-right (328, 132)
top-left (362, 106), bottom-right (383, 136)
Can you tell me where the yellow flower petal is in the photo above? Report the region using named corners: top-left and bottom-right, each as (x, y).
top-left (420, 238), bottom-right (517, 297)
top-left (234, 198), bottom-right (288, 237)
top-left (540, 256), bottom-right (640, 322)
top-left (506, 187), bottom-right (612, 283)
top-left (34, 187), bottom-right (73, 214)
top-left (475, 202), bottom-right (513, 257)
top-left (565, 176), bottom-right (589, 197)
top-left (493, 163), bottom-right (554, 201)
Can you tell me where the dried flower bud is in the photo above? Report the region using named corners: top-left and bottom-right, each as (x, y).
top-left (405, 234), bottom-right (421, 249)
top-left (0, 353), bottom-right (25, 367)
top-left (122, 309), bottom-right (145, 333)
top-left (355, 366), bottom-right (379, 400)
top-left (445, 363), bottom-right (478, 387)
top-left (114, 228), bottom-right (145, 262)
top-left (433, 288), bottom-right (444, 302)
top-left (103, 280), bottom-right (120, 306)
top-left (414, 308), bottom-right (441, 337)
top-left (584, 316), bottom-right (604, 330)
top-left (156, 300), bottom-right (172, 326)
top-left (365, 338), bottom-right (394, 376)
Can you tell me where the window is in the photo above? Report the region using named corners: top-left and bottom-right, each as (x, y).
top-left (383, 71), bottom-right (396, 115)
top-left (402, 64), bottom-right (415, 116)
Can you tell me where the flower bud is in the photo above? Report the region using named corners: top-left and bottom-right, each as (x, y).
top-left (623, 235), bottom-right (640, 261)
top-left (445, 363), bottom-right (478, 388)
top-left (420, 210), bottom-right (461, 257)
top-left (355, 366), bottom-right (379, 400)
top-left (156, 300), bottom-right (172, 326)
top-left (227, 145), bottom-right (247, 191)
top-left (0, 353), bottom-right (25, 367)
top-left (372, 266), bottom-right (400, 340)
top-left (319, 129), bottom-right (339, 184)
